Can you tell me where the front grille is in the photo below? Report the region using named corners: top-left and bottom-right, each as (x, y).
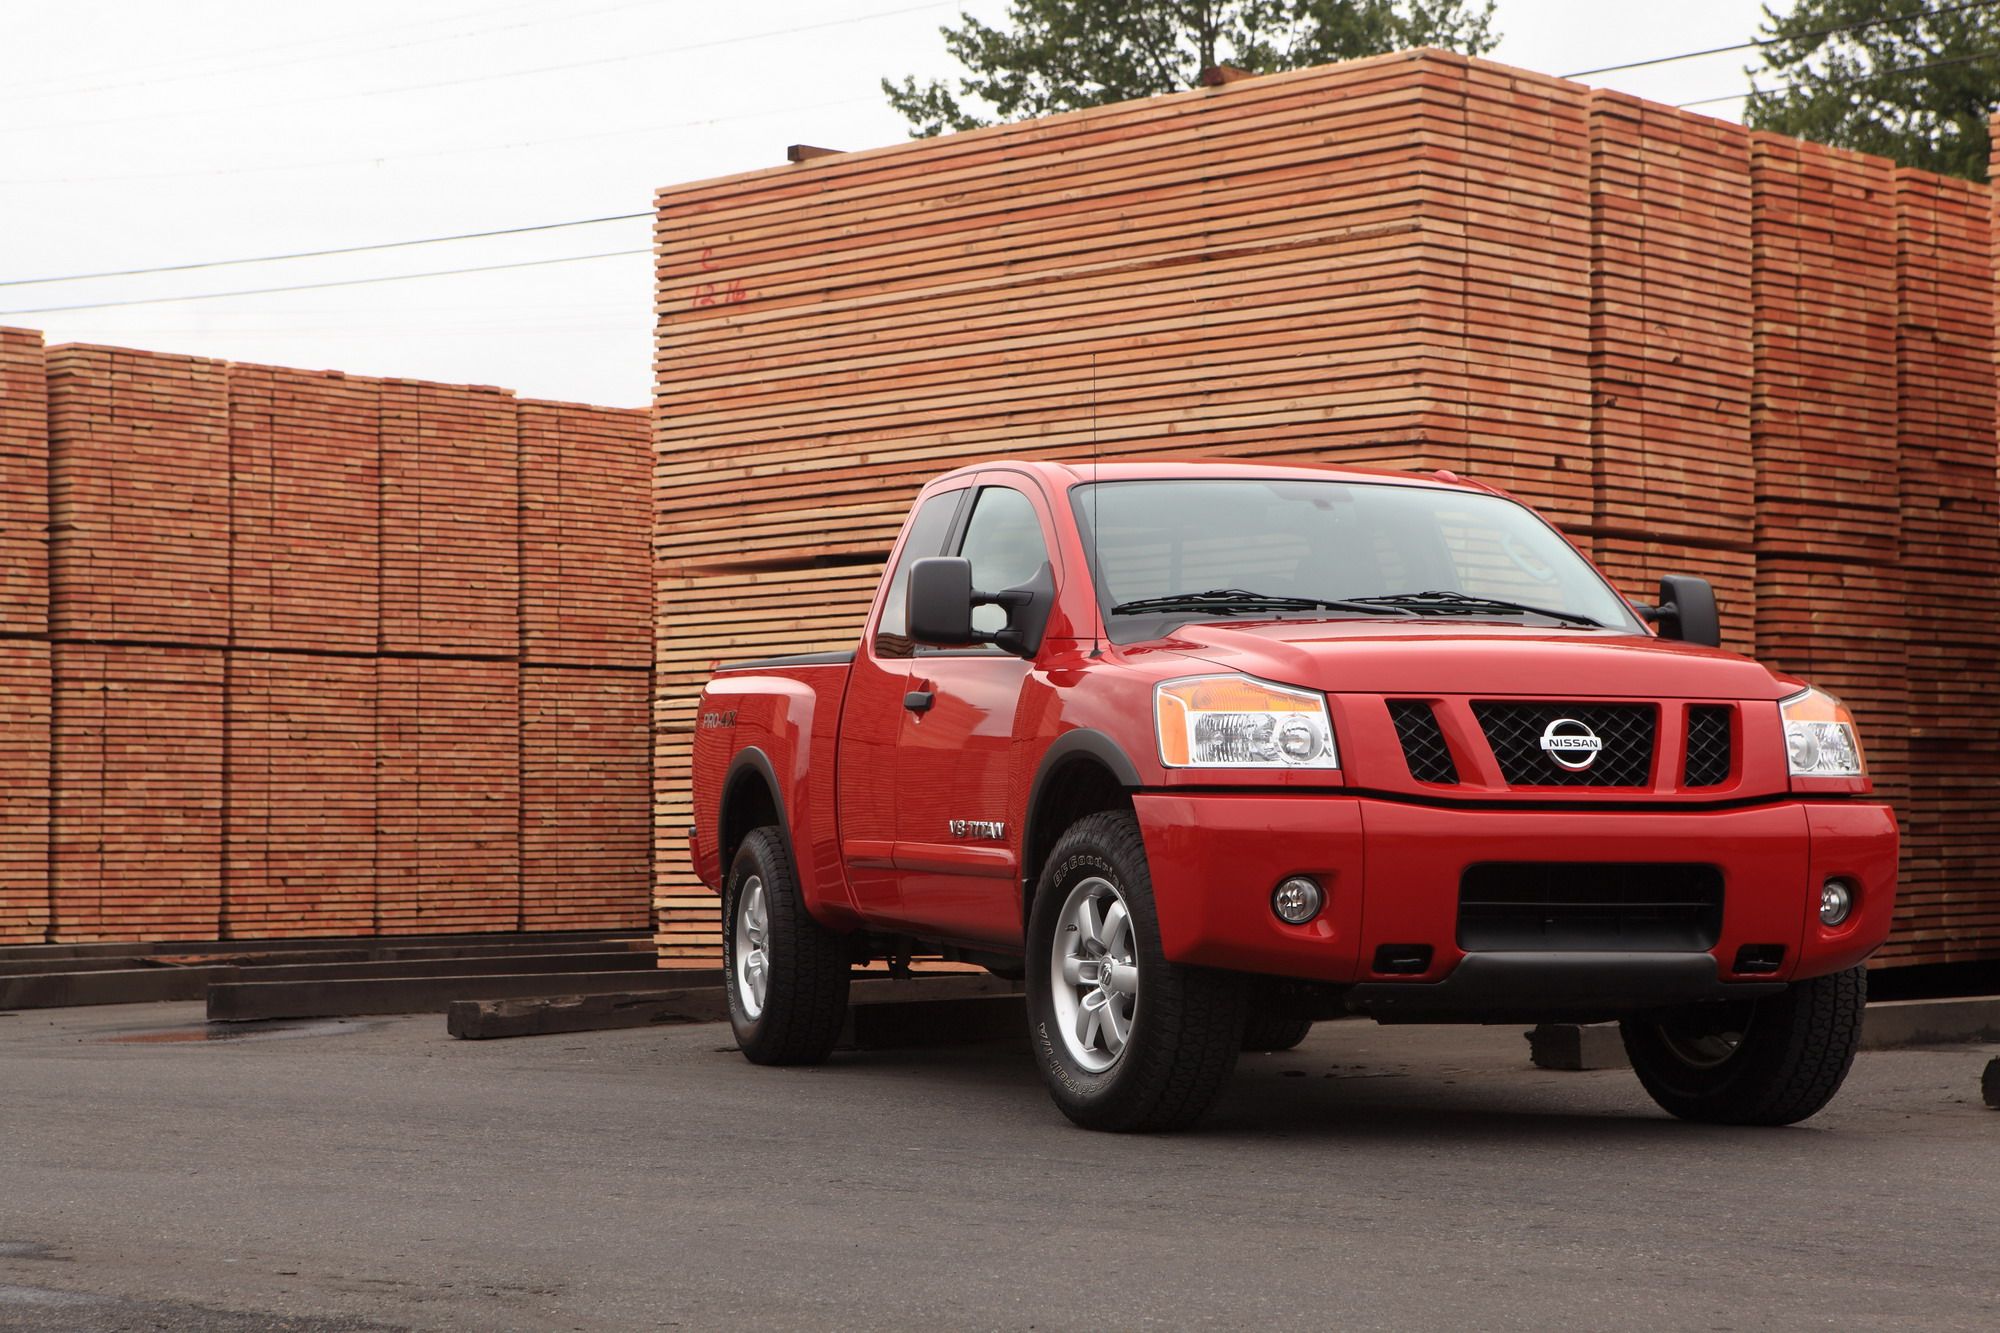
top-left (1388, 700), bottom-right (1458, 784)
top-left (1683, 706), bottom-right (1732, 787)
top-left (1458, 862), bottom-right (1724, 952)
top-left (1471, 701), bottom-right (1656, 787)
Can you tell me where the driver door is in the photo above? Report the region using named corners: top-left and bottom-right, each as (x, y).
top-left (891, 480), bottom-right (1057, 946)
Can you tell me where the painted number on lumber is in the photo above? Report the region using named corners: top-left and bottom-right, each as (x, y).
top-left (691, 248), bottom-right (749, 308)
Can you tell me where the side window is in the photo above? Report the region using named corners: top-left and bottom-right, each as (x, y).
top-left (875, 490), bottom-right (964, 654)
top-left (958, 486), bottom-right (1051, 637)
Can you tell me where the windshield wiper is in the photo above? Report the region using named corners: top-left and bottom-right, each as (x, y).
top-left (1109, 588), bottom-right (1405, 617)
top-left (1344, 589), bottom-right (1602, 629)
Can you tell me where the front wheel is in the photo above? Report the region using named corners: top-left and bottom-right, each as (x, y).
top-left (1620, 964), bottom-right (1866, 1125)
top-left (1024, 811), bottom-right (1248, 1132)
top-left (723, 826), bottom-right (850, 1065)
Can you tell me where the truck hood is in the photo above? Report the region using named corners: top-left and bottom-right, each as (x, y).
top-left (1148, 619), bottom-right (1791, 700)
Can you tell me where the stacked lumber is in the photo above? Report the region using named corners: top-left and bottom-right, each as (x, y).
top-left (46, 347), bottom-right (230, 645)
top-left (377, 658), bottom-right (522, 934)
top-left (1583, 93), bottom-right (1758, 652)
top-left (0, 328), bottom-right (48, 634)
top-left (1874, 149), bottom-right (2000, 964)
top-left (225, 654), bottom-right (377, 938)
top-left (1, 327), bottom-right (656, 945)
top-left (521, 402), bottom-right (652, 666)
top-left (1441, 61), bottom-right (1595, 529)
top-left (229, 365), bottom-right (381, 652)
top-left (1750, 138), bottom-right (1903, 560)
top-left (521, 666), bottom-right (652, 930)
top-left (0, 641), bottom-right (50, 943)
top-left (1748, 136), bottom-right (1910, 814)
top-left (380, 381), bottom-right (519, 656)
top-left (50, 644), bottom-right (224, 941)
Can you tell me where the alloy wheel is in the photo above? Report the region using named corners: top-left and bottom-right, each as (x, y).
top-left (734, 875), bottom-right (770, 1019)
top-left (1049, 875), bottom-right (1140, 1073)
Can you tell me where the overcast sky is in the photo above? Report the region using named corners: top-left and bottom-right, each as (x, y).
top-left (1, 0), bottom-right (1784, 407)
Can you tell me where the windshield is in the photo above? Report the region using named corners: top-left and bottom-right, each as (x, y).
top-left (1069, 478), bottom-right (1643, 640)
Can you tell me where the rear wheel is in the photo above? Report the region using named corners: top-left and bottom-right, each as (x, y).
top-left (1024, 811), bottom-right (1247, 1131)
top-left (1620, 965), bottom-right (1865, 1125)
top-left (723, 826), bottom-right (849, 1065)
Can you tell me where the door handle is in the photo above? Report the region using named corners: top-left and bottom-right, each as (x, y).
top-left (903, 690), bottom-right (935, 714)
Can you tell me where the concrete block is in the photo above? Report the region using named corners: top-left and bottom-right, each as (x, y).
top-left (1526, 1022), bottom-right (1630, 1071)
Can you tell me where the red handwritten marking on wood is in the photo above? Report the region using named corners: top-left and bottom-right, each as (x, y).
top-left (690, 278), bottom-right (748, 309)
top-left (690, 248), bottom-right (749, 307)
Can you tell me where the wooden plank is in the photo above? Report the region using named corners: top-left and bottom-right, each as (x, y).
top-left (0, 965), bottom-right (239, 1009)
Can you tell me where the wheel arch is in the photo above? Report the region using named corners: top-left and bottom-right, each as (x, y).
top-left (1021, 729), bottom-right (1142, 926)
top-left (720, 746), bottom-right (787, 873)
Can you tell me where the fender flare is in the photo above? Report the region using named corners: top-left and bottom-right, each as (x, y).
top-left (719, 745), bottom-right (789, 863)
top-left (1021, 727), bottom-right (1143, 895)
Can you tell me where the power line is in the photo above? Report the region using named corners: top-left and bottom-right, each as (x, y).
top-left (38, 5), bottom-right (1978, 304)
top-left (0, 214), bottom-right (648, 288)
top-left (0, 93), bottom-right (874, 189)
top-left (1562, 0), bottom-right (2000, 79)
top-left (0, 0), bottom-right (674, 105)
top-left (0, 0), bottom-right (549, 96)
top-left (0, 0), bottom-right (954, 136)
top-left (0, 249), bottom-right (652, 317)
top-left (1677, 45), bottom-right (2000, 109)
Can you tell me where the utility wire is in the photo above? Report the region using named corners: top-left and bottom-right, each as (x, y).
top-left (0, 0), bottom-right (674, 105)
top-left (0, 214), bottom-right (647, 288)
top-left (0, 93), bottom-right (874, 189)
top-left (26, 6), bottom-right (1987, 303)
top-left (0, 0), bottom-right (954, 136)
top-left (0, 0), bottom-right (554, 96)
top-left (1561, 0), bottom-right (2000, 79)
top-left (1677, 45), bottom-right (2000, 109)
top-left (0, 249), bottom-right (651, 317)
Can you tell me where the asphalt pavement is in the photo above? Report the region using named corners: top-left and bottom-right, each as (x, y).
top-left (1, 1001), bottom-right (1994, 1330)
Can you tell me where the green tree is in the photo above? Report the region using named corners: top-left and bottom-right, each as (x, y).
top-left (883, 0), bottom-right (1499, 137)
top-left (1746, 0), bottom-right (2000, 182)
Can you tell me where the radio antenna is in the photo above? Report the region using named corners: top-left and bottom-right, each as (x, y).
top-left (1090, 351), bottom-right (1102, 658)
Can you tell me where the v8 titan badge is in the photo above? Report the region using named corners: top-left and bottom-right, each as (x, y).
top-left (1538, 717), bottom-right (1603, 771)
top-left (949, 819), bottom-right (1006, 841)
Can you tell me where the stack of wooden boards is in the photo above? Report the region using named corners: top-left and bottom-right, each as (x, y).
top-left (0, 336), bottom-right (653, 943)
top-left (650, 50), bottom-right (2000, 969)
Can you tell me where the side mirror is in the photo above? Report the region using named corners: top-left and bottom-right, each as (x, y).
top-left (906, 557), bottom-right (1058, 659)
top-left (1638, 575), bottom-right (1720, 649)
top-left (908, 557), bottom-right (976, 645)
top-left (989, 561), bottom-right (1055, 660)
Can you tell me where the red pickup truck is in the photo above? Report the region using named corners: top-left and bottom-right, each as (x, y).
top-left (689, 460), bottom-right (1896, 1131)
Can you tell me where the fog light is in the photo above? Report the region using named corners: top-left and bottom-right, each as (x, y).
top-left (1820, 879), bottom-right (1854, 927)
top-left (1272, 876), bottom-right (1324, 925)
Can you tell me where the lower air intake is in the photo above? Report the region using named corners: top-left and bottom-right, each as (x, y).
top-left (1458, 862), bottom-right (1724, 952)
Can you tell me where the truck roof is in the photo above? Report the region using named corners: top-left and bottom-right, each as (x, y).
top-left (928, 458), bottom-right (1494, 494)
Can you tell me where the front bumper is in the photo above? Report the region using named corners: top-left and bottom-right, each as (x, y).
top-left (1135, 792), bottom-right (1897, 1015)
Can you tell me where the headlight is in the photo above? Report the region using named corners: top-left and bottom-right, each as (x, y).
top-left (1155, 675), bottom-right (1338, 769)
top-left (1781, 686), bottom-right (1865, 778)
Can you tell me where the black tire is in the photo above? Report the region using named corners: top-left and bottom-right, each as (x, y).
top-left (1024, 811), bottom-right (1248, 1132)
top-left (723, 825), bottom-right (850, 1066)
top-left (1241, 1008), bottom-right (1314, 1053)
top-left (1620, 964), bottom-right (1866, 1126)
